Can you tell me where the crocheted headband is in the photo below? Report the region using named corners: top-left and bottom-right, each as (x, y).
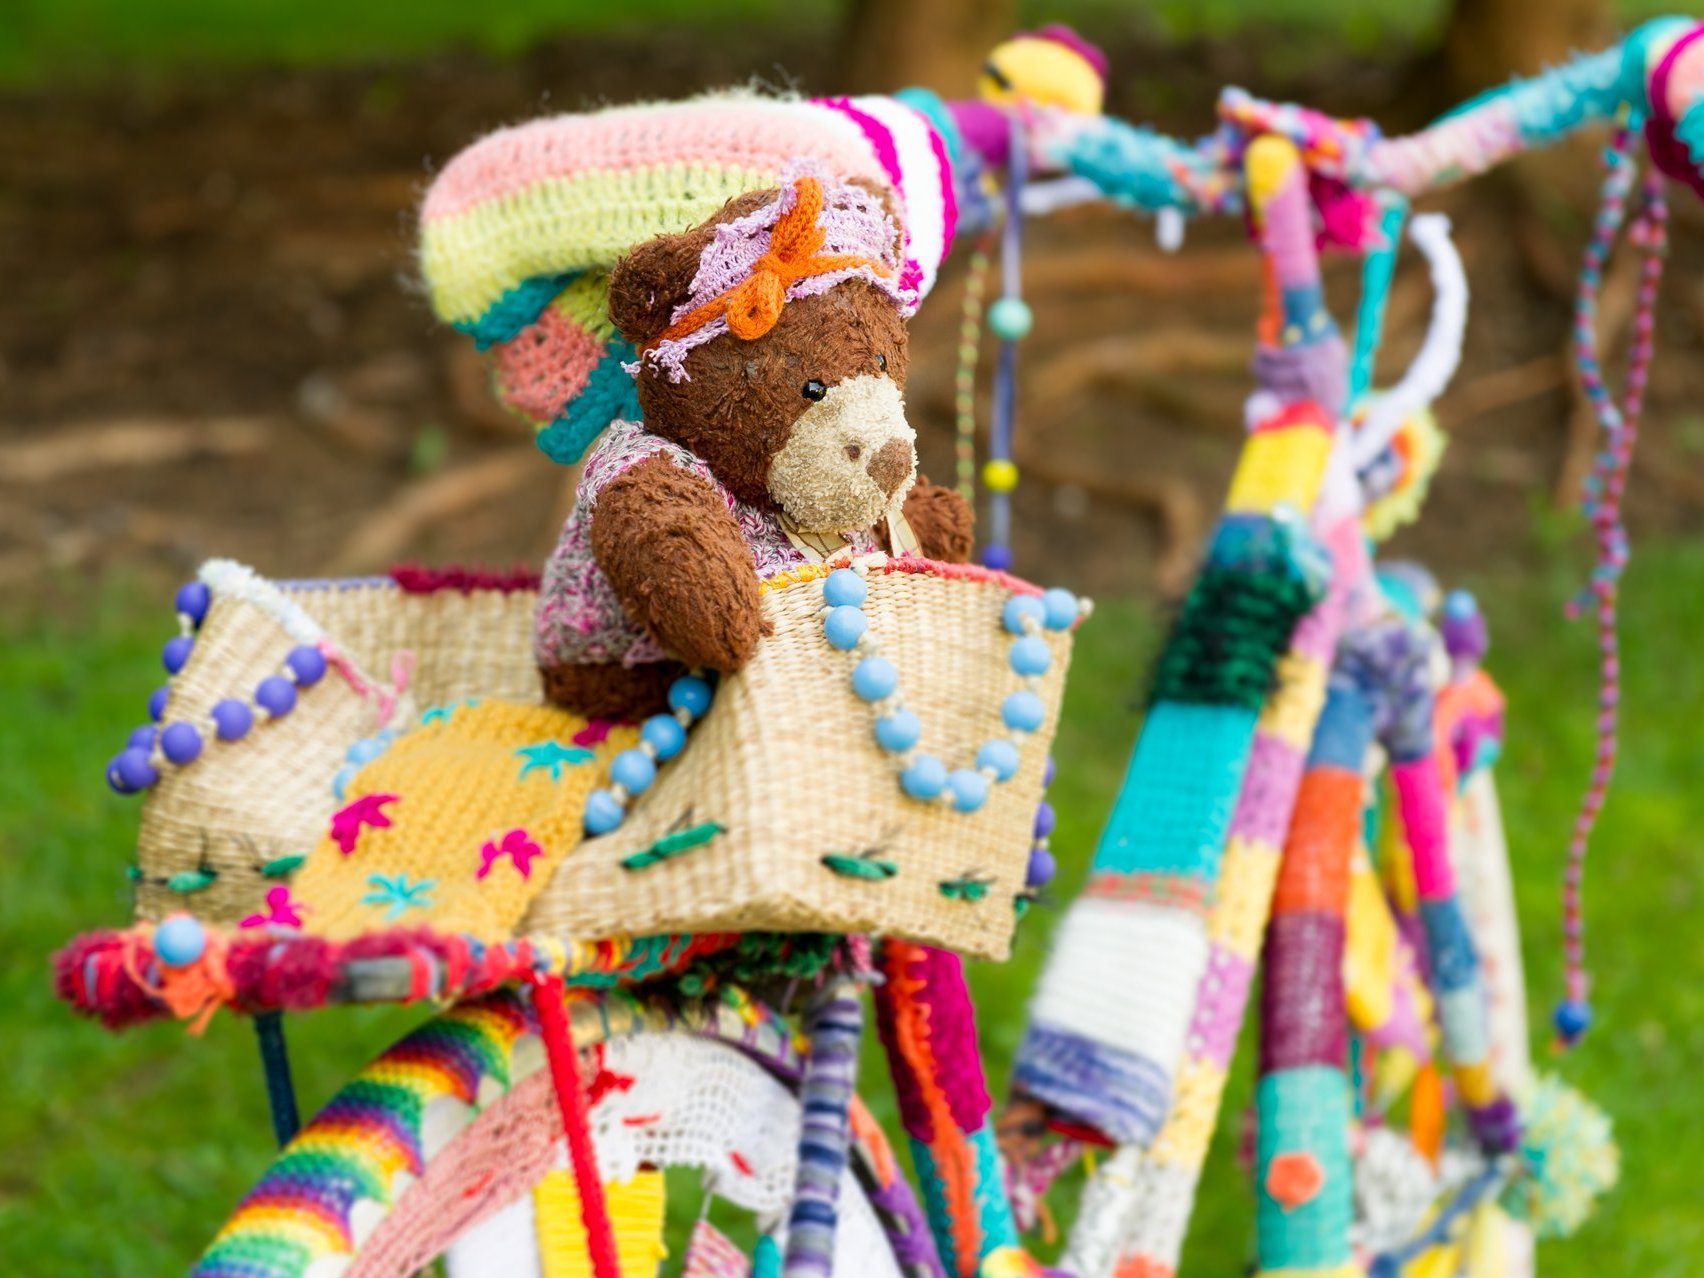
top-left (635, 169), bottom-right (916, 383)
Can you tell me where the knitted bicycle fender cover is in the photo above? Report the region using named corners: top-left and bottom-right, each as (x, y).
top-left (418, 93), bottom-right (958, 462)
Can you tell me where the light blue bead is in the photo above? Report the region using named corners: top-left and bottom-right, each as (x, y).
top-left (1003, 691), bottom-right (1046, 733)
top-left (1444, 588), bottom-right (1478, 620)
top-left (349, 736), bottom-right (387, 764)
top-left (1041, 587), bottom-right (1079, 630)
top-left (901, 754), bottom-right (948, 800)
top-left (824, 605), bottom-right (869, 651)
top-left (584, 789), bottom-right (625, 835)
top-left (641, 714), bottom-right (686, 761)
top-left (976, 739), bottom-right (1020, 782)
top-left (823, 566), bottom-right (868, 608)
top-left (332, 764), bottom-right (356, 802)
top-left (852, 656), bottom-right (898, 702)
top-left (610, 748), bottom-right (656, 795)
top-left (988, 296), bottom-right (1033, 342)
top-left (947, 768), bottom-right (990, 813)
top-left (668, 675), bottom-right (713, 719)
top-left (155, 914), bottom-right (206, 968)
top-left (1002, 595), bottom-right (1046, 635)
top-left (874, 708), bottom-right (921, 752)
top-left (1009, 635), bottom-right (1052, 677)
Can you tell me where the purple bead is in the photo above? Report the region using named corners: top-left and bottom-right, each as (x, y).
top-left (111, 747), bottom-right (159, 792)
top-left (1043, 755), bottom-right (1057, 788)
top-left (160, 722), bottom-right (203, 765)
top-left (211, 699), bottom-right (254, 742)
top-left (1033, 800), bottom-right (1056, 840)
top-left (255, 675), bottom-right (297, 717)
top-left (162, 635), bottom-right (195, 675)
top-left (175, 580), bottom-right (211, 627)
top-left (285, 644), bottom-right (328, 687)
top-left (128, 725), bottom-right (158, 751)
top-left (981, 543), bottom-right (1015, 572)
top-left (148, 685), bottom-right (171, 722)
top-left (1026, 845), bottom-right (1057, 888)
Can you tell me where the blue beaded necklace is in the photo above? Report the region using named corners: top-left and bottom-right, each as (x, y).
top-left (819, 558), bottom-right (1083, 814)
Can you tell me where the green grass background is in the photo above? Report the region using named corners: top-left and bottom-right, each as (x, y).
top-left (3, 538), bottom-right (1700, 1273)
top-left (0, 0), bottom-right (1688, 86)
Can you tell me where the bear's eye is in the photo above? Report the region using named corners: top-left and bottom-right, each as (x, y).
top-left (801, 379), bottom-right (828, 401)
top-left (877, 354), bottom-right (887, 372)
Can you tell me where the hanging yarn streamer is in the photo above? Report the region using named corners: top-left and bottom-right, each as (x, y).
top-left (981, 111), bottom-right (1030, 573)
top-left (1555, 125), bottom-right (1669, 1048)
top-left (955, 230), bottom-right (998, 503)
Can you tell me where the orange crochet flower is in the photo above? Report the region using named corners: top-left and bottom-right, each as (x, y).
top-left (1265, 1150), bottom-right (1325, 1210)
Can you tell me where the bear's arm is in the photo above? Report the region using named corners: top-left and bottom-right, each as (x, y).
top-left (901, 475), bottom-right (975, 564)
top-left (591, 454), bottom-right (764, 673)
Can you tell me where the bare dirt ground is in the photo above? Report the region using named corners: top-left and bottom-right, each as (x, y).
top-left (4, 27), bottom-right (1702, 606)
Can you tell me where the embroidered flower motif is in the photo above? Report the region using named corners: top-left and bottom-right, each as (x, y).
top-left (362, 873), bottom-right (436, 921)
top-left (477, 828), bottom-right (545, 881)
top-left (330, 793), bottom-right (398, 854)
top-left (421, 698), bottom-right (479, 725)
top-left (516, 740), bottom-right (595, 781)
top-left (571, 720), bottom-right (616, 747)
top-left (241, 885), bottom-right (306, 929)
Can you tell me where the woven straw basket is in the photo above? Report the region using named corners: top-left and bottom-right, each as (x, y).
top-left (139, 560), bottom-right (1070, 961)
top-left (134, 571), bottom-right (539, 925)
top-left (525, 563), bottom-right (1071, 960)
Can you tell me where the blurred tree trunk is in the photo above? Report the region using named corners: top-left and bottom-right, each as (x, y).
top-left (1443, 0), bottom-right (1611, 92)
top-left (839, 0), bottom-right (1017, 95)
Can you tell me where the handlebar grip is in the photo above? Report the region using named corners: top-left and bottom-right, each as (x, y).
top-left (1646, 21), bottom-right (1704, 199)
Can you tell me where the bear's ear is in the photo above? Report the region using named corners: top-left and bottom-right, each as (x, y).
top-left (607, 232), bottom-right (701, 348)
top-left (607, 188), bottom-right (783, 348)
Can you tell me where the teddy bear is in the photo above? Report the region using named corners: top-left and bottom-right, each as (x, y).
top-left (535, 171), bottom-right (975, 721)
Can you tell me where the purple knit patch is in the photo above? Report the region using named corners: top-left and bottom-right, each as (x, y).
top-left (1259, 911), bottom-right (1349, 1074)
top-left (864, 1160), bottom-right (950, 1278)
top-left (1190, 945), bottom-right (1256, 1067)
top-left (1010, 1023), bottom-right (1172, 1146)
top-left (1467, 1095), bottom-right (1523, 1154)
top-left (1228, 734), bottom-right (1307, 848)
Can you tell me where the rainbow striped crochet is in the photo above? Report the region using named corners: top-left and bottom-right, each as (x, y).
top-left (192, 995), bottom-right (528, 1277)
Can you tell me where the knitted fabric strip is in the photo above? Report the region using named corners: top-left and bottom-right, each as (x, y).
top-left (782, 983), bottom-right (864, 1277)
top-left (1253, 679), bottom-right (1372, 1276)
top-left (874, 941), bottom-right (1017, 1275)
top-left (1014, 398), bottom-right (1335, 1152)
top-left (1073, 514), bottom-right (1366, 1278)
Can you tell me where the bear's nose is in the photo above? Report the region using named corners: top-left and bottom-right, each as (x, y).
top-left (866, 438), bottom-right (912, 498)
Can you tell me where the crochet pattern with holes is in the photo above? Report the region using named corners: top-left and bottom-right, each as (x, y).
top-left (192, 988), bottom-right (911, 1278)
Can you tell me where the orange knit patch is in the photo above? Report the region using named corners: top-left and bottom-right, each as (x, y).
top-left (1271, 768), bottom-right (1362, 914)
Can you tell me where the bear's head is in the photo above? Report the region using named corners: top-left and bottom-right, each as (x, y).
top-left (607, 174), bottom-right (917, 536)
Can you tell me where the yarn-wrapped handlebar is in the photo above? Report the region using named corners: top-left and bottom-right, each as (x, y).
top-left (1025, 16), bottom-right (1702, 214)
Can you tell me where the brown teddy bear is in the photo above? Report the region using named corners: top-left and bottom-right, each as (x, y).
top-left (535, 173), bottom-right (974, 721)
